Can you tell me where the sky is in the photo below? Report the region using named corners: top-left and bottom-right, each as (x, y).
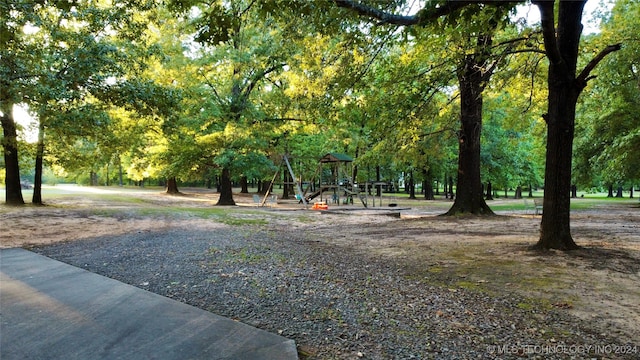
top-left (13, 104), bottom-right (38, 143)
top-left (515, 0), bottom-right (615, 34)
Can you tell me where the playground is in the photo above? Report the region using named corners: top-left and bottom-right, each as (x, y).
top-left (1, 185), bottom-right (639, 358)
top-left (257, 153), bottom-right (405, 210)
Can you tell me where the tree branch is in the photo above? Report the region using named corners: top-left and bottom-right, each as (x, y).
top-left (200, 72), bottom-right (224, 105)
top-left (502, 48), bottom-right (547, 56)
top-left (242, 63), bottom-right (286, 99)
top-left (576, 44), bottom-right (622, 87)
top-left (240, 0), bottom-right (257, 18)
top-left (419, 127), bottom-right (457, 139)
top-left (333, 0), bottom-right (472, 26)
top-left (525, 55), bottom-right (545, 113)
top-left (261, 117), bottom-right (307, 122)
top-left (532, 0), bottom-right (562, 66)
top-left (491, 32), bottom-right (541, 49)
top-left (334, 0), bottom-right (419, 25)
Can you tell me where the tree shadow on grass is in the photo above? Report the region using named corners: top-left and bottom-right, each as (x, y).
top-left (529, 246), bottom-right (640, 274)
top-left (571, 247), bottom-right (640, 274)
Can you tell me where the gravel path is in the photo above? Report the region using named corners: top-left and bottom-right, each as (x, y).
top-left (32, 215), bottom-right (637, 359)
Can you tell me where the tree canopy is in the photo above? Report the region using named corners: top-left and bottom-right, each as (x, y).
top-left (2, 0), bottom-right (635, 249)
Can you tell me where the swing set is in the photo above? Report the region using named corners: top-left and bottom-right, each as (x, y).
top-left (262, 153), bottom-right (386, 209)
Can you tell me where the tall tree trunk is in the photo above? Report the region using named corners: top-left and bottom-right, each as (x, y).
top-left (607, 184), bottom-right (614, 197)
top-left (422, 168), bottom-right (435, 200)
top-left (449, 176), bottom-right (454, 199)
top-left (615, 185), bottom-right (623, 198)
top-left (444, 175), bottom-right (449, 199)
top-left (1, 106), bottom-right (25, 205)
top-left (352, 146), bottom-right (359, 185)
top-left (537, 73), bottom-right (580, 249)
top-left (282, 171), bottom-right (290, 199)
top-left (485, 181), bottom-right (493, 200)
top-left (515, 186), bottom-right (522, 199)
top-left (105, 163), bottom-right (110, 187)
top-left (408, 171), bottom-right (416, 199)
top-left (118, 156), bottom-right (123, 187)
top-left (445, 53), bottom-right (493, 215)
top-left (535, 1), bottom-right (583, 250)
top-left (216, 167), bottom-right (235, 205)
top-left (258, 180), bottom-right (272, 194)
top-left (166, 177), bottom-right (180, 194)
top-left (240, 176), bottom-right (248, 193)
top-left (90, 171), bottom-right (98, 186)
top-left (32, 121), bottom-right (45, 205)
top-left (533, 0), bottom-right (615, 250)
top-left (375, 166), bottom-right (381, 197)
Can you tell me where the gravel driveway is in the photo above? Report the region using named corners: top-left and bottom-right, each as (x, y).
top-left (31, 211), bottom-right (638, 360)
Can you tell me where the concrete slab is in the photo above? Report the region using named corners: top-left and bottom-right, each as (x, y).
top-left (0, 248), bottom-right (298, 360)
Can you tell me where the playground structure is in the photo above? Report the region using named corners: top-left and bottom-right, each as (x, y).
top-left (282, 153), bottom-right (397, 209)
top-left (302, 153), bottom-right (364, 206)
top-left (260, 152), bottom-right (394, 210)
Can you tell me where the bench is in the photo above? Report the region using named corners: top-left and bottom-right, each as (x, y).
top-left (252, 195), bottom-right (261, 207)
top-left (524, 198), bottom-right (544, 215)
top-left (534, 198), bottom-right (543, 215)
top-left (253, 194), bottom-right (278, 207)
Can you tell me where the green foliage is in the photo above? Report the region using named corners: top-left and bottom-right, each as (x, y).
top-left (1, 0), bottom-right (178, 197)
top-left (5, 0), bottom-right (634, 204)
top-left (482, 93), bottom-right (544, 190)
top-left (574, 0), bottom-right (640, 187)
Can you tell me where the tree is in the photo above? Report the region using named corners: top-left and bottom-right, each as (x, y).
top-left (0, 108), bottom-right (24, 205)
top-left (444, 31), bottom-right (497, 215)
top-left (533, 0), bottom-right (621, 250)
top-left (1, 0), bottom-right (161, 205)
top-left (481, 93), bottom-right (544, 199)
top-left (334, 1), bottom-right (521, 215)
top-left (1, 0), bottom-right (37, 205)
top-left (574, 0), bottom-right (640, 194)
top-left (345, 35), bottom-right (458, 202)
top-left (169, 0), bottom-right (299, 205)
top-left (334, 0), bottom-right (622, 248)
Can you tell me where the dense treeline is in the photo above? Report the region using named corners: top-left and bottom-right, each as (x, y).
top-left (2, 0), bottom-right (638, 249)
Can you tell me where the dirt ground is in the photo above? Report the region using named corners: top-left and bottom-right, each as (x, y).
top-left (2, 185), bottom-right (639, 347)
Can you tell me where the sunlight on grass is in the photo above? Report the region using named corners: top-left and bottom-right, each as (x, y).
top-left (0, 186), bottom-right (290, 226)
top-left (109, 206), bottom-right (273, 226)
top-left (486, 195), bottom-right (637, 212)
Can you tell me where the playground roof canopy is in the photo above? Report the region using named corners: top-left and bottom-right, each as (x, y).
top-left (320, 153), bottom-right (353, 163)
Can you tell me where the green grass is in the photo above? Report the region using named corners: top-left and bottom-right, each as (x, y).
top-left (220, 217), bottom-right (268, 226)
top-left (0, 185), bottom-right (288, 226)
top-left (485, 194), bottom-right (637, 212)
top-left (128, 206), bottom-right (272, 226)
top-left (416, 244), bottom-right (581, 309)
top-left (5, 185), bottom-right (636, 222)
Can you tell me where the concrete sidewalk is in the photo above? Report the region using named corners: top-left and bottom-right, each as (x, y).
top-left (0, 248), bottom-right (298, 360)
